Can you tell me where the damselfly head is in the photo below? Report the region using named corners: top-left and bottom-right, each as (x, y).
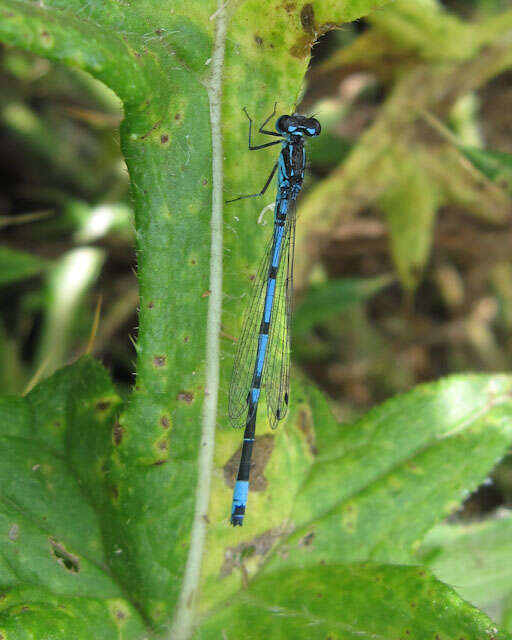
top-left (276, 114), bottom-right (321, 137)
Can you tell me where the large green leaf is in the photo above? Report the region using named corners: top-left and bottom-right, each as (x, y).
top-left (5, 2), bottom-right (512, 639)
top-left (197, 564), bottom-right (508, 639)
top-left (253, 375), bottom-right (512, 576)
top-left (0, 357), bottom-right (146, 638)
top-left (201, 374), bottom-right (512, 614)
top-left (420, 516), bottom-right (512, 623)
top-left (0, 0), bottom-right (393, 637)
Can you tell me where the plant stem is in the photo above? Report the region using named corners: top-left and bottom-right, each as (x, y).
top-left (168, 2), bottom-right (227, 638)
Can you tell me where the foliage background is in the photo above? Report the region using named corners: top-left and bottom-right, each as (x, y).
top-left (2, 0), bottom-right (512, 638)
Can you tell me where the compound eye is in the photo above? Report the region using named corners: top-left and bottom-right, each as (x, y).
top-left (305, 119), bottom-right (321, 136)
top-left (276, 115), bottom-right (291, 133)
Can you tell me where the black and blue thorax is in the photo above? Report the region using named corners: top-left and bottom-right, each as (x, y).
top-left (274, 136), bottom-right (306, 224)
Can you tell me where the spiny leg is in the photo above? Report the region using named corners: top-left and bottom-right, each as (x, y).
top-left (258, 101), bottom-right (282, 137)
top-left (244, 103), bottom-right (282, 147)
top-left (225, 162), bottom-right (278, 204)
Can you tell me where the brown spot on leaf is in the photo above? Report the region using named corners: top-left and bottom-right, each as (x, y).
top-left (220, 522), bottom-right (293, 578)
top-left (153, 355), bottom-right (166, 367)
top-left (115, 608), bottom-right (126, 620)
top-left (40, 31), bottom-right (52, 45)
top-left (153, 459), bottom-right (167, 466)
top-left (224, 434), bottom-right (274, 491)
top-left (175, 113), bottom-right (181, 120)
top-left (160, 415), bottom-right (170, 429)
top-left (148, 301), bottom-right (154, 309)
top-left (298, 531), bottom-right (315, 547)
top-left (177, 391), bottom-right (194, 404)
top-left (111, 485), bottom-right (119, 500)
top-left (161, 134), bottom-right (169, 144)
top-left (95, 400), bottom-right (111, 411)
top-left (300, 4), bottom-right (315, 33)
top-left (297, 408), bottom-right (317, 455)
top-left (184, 335), bottom-right (189, 343)
top-left (290, 36), bottom-right (314, 59)
top-left (113, 423), bottom-right (124, 445)
top-left (202, 179), bottom-right (208, 186)
top-left (49, 538), bottom-right (80, 573)
top-left (140, 119), bottom-right (162, 140)
top-left (254, 35), bottom-right (263, 46)
top-left (202, 290), bottom-right (211, 297)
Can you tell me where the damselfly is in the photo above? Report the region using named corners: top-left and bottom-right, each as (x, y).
top-left (227, 104), bottom-right (321, 526)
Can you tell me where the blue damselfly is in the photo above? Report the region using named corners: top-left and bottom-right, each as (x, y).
top-left (228, 104), bottom-right (321, 526)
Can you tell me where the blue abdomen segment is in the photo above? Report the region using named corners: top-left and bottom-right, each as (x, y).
top-left (255, 334), bottom-right (268, 377)
top-left (271, 225), bottom-right (285, 266)
top-left (263, 280), bottom-right (276, 324)
top-left (231, 480), bottom-right (249, 525)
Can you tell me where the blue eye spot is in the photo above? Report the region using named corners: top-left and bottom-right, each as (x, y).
top-left (288, 125), bottom-right (297, 132)
top-left (307, 128), bottom-right (316, 135)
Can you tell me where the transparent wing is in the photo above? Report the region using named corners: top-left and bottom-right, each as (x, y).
top-left (263, 206), bottom-right (295, 429)
top-left (228, 223), bottom-right (282, 428)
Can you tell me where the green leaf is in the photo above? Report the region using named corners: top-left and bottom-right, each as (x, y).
top-left (0, 246), bottom-right (48, 286)
top-left (258, 375), bottom-right (512, 575)
top-left (0, 1), bottom-right (396, 637)
top-left (293, 274), bottom-right (393, 335)
top-left (0, 357), bottom-right (146, 638)
top-left (197, 564), bottom-right (508, 639)
top-left (420, 516), bottom-right (512, 622)
top-left (0, 586), bottom-right (148, 639)
top-left (368, 0), bottom-right (512, 63)
top-left (503, 592), bottom-right (512, 633)
top-left (461, 146), bottom-right (512, 191)
top-left (35, 247), bottom-right (105, 377)
top-left (0, 320), bottom-right (25, 394)
top-left (379, 158), bottom-right (439, 292)
top-left (369, 0), bottom-right (477, 62)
